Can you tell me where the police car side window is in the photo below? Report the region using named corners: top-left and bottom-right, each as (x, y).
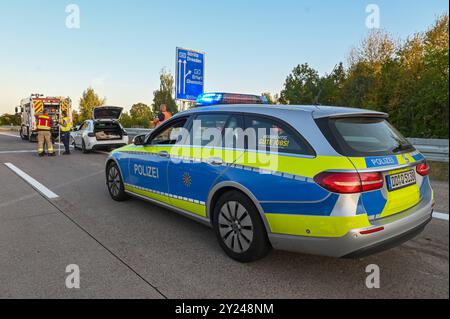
top-left (150, 118), bottom-right (188, 145)
top-left (191, 114), bottom-right (230, 147)
top-left (244, 115), bottom-right (314, 155)
top-left (223, 115), bottom-right (244, 149)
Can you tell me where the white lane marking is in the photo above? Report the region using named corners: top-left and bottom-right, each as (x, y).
top-left (4, 163), bottom-right (59, 199)
top-left (0, 150), bottom-right (36, 154)
top-left (0, 132), bottom-right (20, 138)
top-left (433, 212), bottom-right (449, 221)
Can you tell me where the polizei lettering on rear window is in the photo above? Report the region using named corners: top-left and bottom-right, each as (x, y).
top-left (134, 164), bottom-right (159, 179)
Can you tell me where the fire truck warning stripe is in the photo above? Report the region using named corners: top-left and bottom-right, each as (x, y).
top-left (4, 163), bottom-right (59, 199)
top-left (34, 101), bottom-right (44, 113)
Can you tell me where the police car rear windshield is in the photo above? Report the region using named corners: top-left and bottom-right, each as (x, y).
top-left (317, 117), bottom-right (415, 157)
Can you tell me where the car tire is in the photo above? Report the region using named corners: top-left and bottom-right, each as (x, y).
top-left (213, 191), bottom-right (271, 263)
top-left (29, 132), bottom-right (36, 143)
top-left (74, 139), bottom-right (81, 150)
top-left (20, 126), bottom-right (28, 140)
top-left (106, 162), bottom-right (129, 202)
top-left (82, 139), bottom-right (90, 154)
top-left (70, 136), bottom-right (78, 150)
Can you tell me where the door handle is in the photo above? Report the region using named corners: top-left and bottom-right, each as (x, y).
top-left (158, 151), bottom-right (169, 158)
top-left (207, 157), bottom-right (224, 166)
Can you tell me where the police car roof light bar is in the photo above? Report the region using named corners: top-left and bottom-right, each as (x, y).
top-left (196, 93), bottom-right (269, 107)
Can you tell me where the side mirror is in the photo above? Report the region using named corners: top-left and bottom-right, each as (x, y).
top-left (133, 134), bottom-right (146, 146)
top-left (15, 107), bottom-right (19, 114)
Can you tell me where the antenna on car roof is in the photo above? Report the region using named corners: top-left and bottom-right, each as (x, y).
top-left (313, 64), bottom-right (339, 106)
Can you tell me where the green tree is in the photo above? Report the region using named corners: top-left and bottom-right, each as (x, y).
top-left (412, 14), bottom-right (449, 138)
top-left (120, 112), bottom-right (133, 128)
top-left (130, 103), bottom-right (153, 128)
top-left (79, 87), bottom-right (106, 122)
top-left (279, 63), bottom-right (320, 105)
top-left (315, 62), bottom-right (347, 106)
top-left (277, 14), bottom-right (448, 138)
top-left (152, 69), bottom-right (178, 115)
top-left (72, 109), bottom-right (81, 126)
top-left (344, 30), bottom-right (397, 111)
top-left (0, 113), bottom-right (20, 126)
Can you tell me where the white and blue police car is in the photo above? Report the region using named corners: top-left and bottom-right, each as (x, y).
top-left (105, 93), bottom-right (434, 262)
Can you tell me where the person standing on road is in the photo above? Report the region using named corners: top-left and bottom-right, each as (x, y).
top-left (36, 109), bottom-right (55, 157)
top-left (59, 111), bottom-right (72, 155)
top-left (153, 104), bottom-right (172, 127)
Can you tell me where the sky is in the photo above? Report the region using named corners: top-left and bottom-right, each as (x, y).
top-left (0, 0), bottom-right (448, 115)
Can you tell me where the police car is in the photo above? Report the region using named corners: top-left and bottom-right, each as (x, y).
top-left (105, 93), bottom-right (434, 262)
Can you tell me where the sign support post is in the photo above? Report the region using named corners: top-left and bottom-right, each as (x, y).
top-left (58, 103), bottom-right (61, 156)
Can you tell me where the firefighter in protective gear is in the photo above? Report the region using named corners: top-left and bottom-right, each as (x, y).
top-left (36, 109), bottom-right (55, 157)
top-left (153, 104), bottom-right (172, 127)
top-left (59, 111), bottom-right (72, 155)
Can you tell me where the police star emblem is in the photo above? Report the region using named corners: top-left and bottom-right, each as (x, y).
top-left (183, 172), bottom-right (192, 188)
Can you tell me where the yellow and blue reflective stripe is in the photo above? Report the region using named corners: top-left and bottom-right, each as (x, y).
top-left (116, 145), bottom-right (356, 179)
top-left (124, 184), bottom-right (207, 217)
top-left (113, 146), bottom-right (433, 238)
top-left (266, 214), bottom-right (371, 238)
top-left (261, 194), bottom-right (340, 216)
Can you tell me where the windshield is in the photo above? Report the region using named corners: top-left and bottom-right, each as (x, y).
top-left (317, 117), bottom-right (415, 157)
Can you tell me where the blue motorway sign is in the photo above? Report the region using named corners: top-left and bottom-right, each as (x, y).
top-left (175, 47), bottom-right (205, 101)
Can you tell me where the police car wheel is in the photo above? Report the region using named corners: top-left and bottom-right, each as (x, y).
top-left (213, 191), bottom-right (271, 263)
top-left (106, 163), bottom-right (129, 202)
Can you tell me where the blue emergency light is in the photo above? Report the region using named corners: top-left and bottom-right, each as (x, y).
top-left (196, 93), bottom-right (269, 107)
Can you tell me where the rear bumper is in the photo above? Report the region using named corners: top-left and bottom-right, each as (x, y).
top-left (343, 217), bottom-right (431, 258)
top-left (92, 143), bottom-right (127, 150)
top-left (269, 193), bottom-right (433, 258)
top-left (86, 136), bottom-right (129, 150)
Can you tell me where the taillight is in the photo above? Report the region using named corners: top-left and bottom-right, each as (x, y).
top-left (314, 172), bottom-right (384, 194)
top-left (359, 172), bottom-right (385, 192)
top-left (416, 162), bottom-right (431, 176)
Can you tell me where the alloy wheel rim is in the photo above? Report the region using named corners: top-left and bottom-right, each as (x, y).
top-left (108, 166), bottom-right (121, 196)
top-left (218, 201), bottom-right (254, 253)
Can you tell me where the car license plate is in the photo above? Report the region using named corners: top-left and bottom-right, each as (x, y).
top-left (387, 170), bottom-right (417, 191)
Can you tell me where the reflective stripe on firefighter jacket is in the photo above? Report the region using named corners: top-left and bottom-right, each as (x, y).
top-left (37, 115), bottom-right (52, 131)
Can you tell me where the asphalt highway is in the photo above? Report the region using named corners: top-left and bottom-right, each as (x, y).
top-left (0, 132), bottom-right (448, 299)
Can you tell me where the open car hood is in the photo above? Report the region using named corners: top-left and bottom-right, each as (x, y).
top-left (93, 106), bottom-right (123, 120)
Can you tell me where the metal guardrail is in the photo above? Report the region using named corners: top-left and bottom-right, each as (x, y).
top-left (124, 128), bottom-right (153, 140)
top-left (2, 126), bottom-right (448, 162)
top-left (407, 138), bottom-right (449, 163)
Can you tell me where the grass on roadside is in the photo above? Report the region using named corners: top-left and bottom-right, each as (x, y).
top-left (429, 161), bottom-right (449, 182)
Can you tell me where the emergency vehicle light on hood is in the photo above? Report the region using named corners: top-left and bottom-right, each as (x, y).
top-left (196, 93), bottom-right (269, 106)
